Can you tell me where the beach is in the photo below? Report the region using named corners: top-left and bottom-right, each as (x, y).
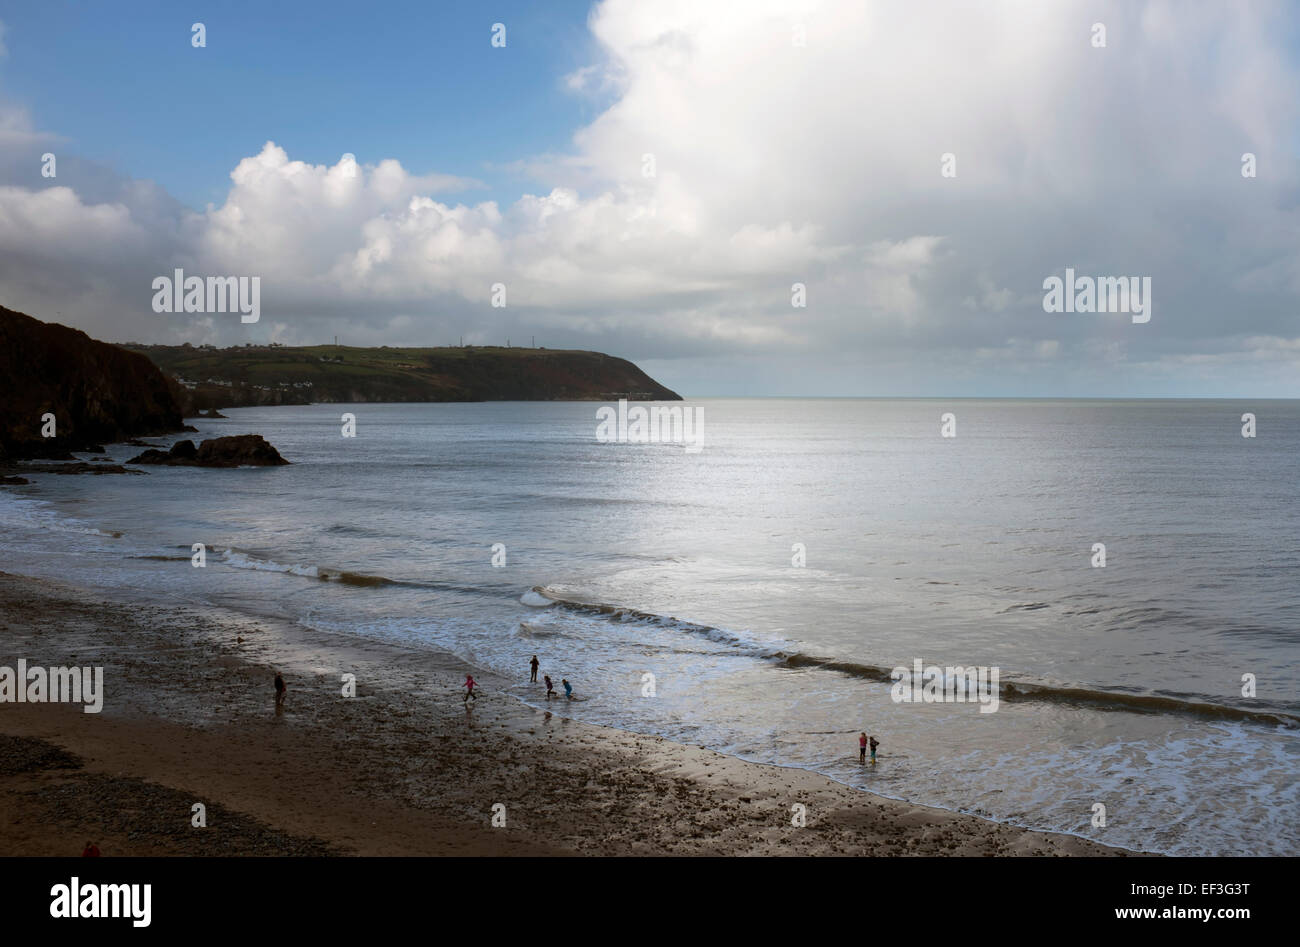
top-left (0, 571), bottom-right (1138, 857)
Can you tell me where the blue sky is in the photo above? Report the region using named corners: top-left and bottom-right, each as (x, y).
top-left (0, 1), bottom-right (1298, 397)
top-left (1, 0), bottom-right (603, 209)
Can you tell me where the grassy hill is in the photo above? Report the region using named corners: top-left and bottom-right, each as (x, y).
top-left (121, 342), bottom-right (682, 415)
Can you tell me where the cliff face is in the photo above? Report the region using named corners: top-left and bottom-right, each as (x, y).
top-left (126, 342), bottom-right (681, 412)
top-left (0, 307), bottom-right (186, 460)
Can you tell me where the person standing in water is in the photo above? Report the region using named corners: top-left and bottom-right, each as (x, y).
top-left (544, 675), bottom-right (555, 699)
top-left (562, 678), bottom-right (573, 700)
top-left (274, 671), bottom-right (286, 709)
top-left (859, 732), bottom-right (868, 763)
top-left (869, 735), bottom-right (879, 764)
top-left (463, 674), bottom-right (478, 704)
top-left (529, 655), bottom-right (539, 683)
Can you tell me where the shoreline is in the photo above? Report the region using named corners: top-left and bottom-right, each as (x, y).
top-left (0, 571), bottom-right (1144, 856)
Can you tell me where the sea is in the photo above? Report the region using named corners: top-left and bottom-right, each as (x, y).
top-left (2, 398), bottom-right (1297, 856)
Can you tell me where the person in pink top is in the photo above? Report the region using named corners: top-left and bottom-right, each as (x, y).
top-left (463, 674), bottom-right (478, 703)
top-left (859, 732), bottom-right (868, 764)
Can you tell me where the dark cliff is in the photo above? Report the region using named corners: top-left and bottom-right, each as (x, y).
top-left (0, 307), bottom-right (186, 460)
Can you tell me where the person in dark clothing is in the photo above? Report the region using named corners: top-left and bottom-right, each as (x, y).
top-left (529, 655), bottom-right (539, 683)
top-left (274, 671), bottom-right (286, 708)
top-left (544, 675), bottom-right (555, 699)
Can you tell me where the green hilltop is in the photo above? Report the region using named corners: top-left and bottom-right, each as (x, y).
top-left (120, 341), bottom-right (681, 415)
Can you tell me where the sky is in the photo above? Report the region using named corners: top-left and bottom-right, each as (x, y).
top-left (0, 0), bottom-right (1298, 397)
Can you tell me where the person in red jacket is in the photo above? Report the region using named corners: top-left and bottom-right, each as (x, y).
top-left (81, 841), bottom-right (101, 857)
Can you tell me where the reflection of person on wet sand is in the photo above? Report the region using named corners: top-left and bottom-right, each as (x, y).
top-left (274, 671), bottom-right (286, 710)
top-left (529, 654), bottom-right (539, 682)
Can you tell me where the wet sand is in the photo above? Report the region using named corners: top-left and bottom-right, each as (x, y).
top-left (0, 571), bottom-right (1142, 856)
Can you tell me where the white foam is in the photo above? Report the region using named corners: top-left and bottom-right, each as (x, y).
top-left (0, 489), bottom-right (120, 538)
top-left (519, 590), bottom-right (553, 607)
top-left (220, 549), bottom-right (319, 578)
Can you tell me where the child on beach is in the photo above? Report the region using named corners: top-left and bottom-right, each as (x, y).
top-left (274, 671), bottom-right (286, 708)
top-left (529, 654), bottom-right (539, 682)
top-left (869, 735), bottom-right (879, 764)
top-left (544, 675), bottom-right (555, 699)
top-left (859, 732), bottom-right (868, 763)
top-left (463, 674), bottom-right (478, 703)
top-left (562, 678), bottom-right (573, 700)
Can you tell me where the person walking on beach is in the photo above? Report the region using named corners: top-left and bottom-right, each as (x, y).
top-left (529, 654), bottom-right (539, 683)
top-left (869, 735), bottom-right (879, 764)
top-left (562, 678), bottom-right (573, 700)
top-left (274, 671), bottom-right (286, 709)
top-left (859, 732), bottom-right (868, 764)
top-left (463, 674), bottom-right (478, 704)
top-left (544, 674), bottom-right (555, 699)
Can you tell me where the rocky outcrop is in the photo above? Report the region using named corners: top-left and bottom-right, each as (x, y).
top-left (0, 307), bottom-right (186, 460)
top-left (196, 435), bottom-right (288, 466)
top-left (127, 434), bottom-right (289, 467)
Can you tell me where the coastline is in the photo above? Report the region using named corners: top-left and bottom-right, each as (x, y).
top-left (0, 571), bottom-right (1143, 856)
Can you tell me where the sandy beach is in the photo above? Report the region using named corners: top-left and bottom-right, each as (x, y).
top-left (0, 571), bottom-right (1142, 857)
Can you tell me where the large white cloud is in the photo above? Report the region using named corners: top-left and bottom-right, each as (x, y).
top-left (0, 1), bottom-right (1297, 395)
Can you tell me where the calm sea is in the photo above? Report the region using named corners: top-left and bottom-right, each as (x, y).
top-left (2, 398), bottom-right (1297, 855)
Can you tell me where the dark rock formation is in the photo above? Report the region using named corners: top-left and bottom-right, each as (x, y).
top-left (197, 435), bottom-right (287, 466)
top-left (0, 307), bottom-right (186, 460)
top-left (0, 476), bottom-right (30, 485)
top-left (125, 449), bottom-right (172, 465)
top-left (10, 463), bottom-right (142, 476)
top-left (127, 434), bottom-right (289, 468)
top-left (169, 439), bottom-right (198, 460)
